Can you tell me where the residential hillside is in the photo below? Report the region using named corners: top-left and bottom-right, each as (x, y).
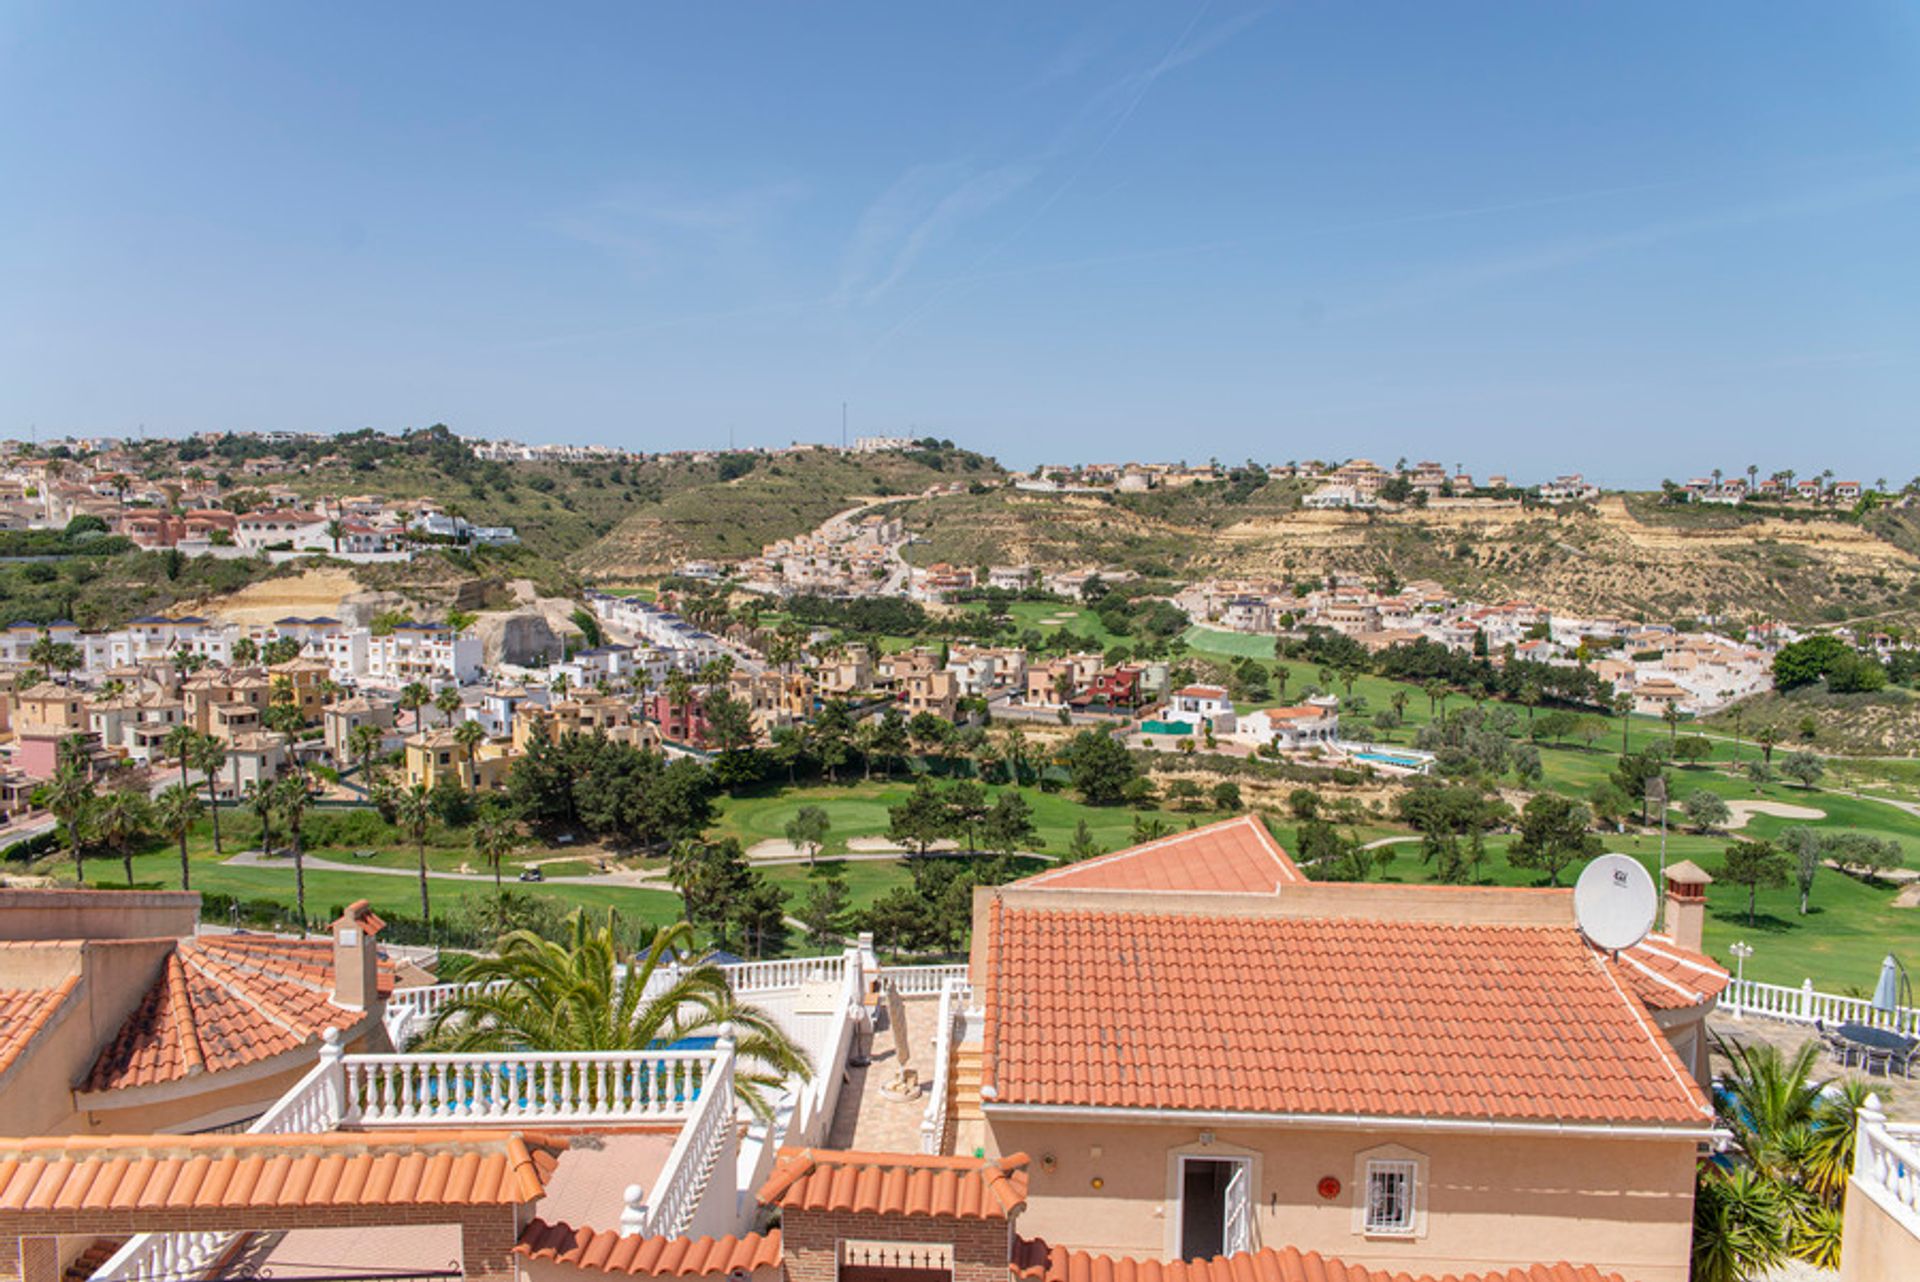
top-left (882, 484), bottom-right (1920, 626)
top-left (576, 446), bottom-right (1002, 577)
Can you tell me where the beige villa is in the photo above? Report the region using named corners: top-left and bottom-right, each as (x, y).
top-left (947, 816), bottom-right (1728, 1282)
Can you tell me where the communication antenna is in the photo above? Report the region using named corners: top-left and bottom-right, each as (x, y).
top-left (1573, 854), bottom-right (1657, 956)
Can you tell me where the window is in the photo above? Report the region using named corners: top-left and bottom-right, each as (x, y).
top-left (1364, 1159), bottom-right (1417, 1236)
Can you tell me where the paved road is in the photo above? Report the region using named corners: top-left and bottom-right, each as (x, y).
top-left (222, 848), bottom-right (676, 890)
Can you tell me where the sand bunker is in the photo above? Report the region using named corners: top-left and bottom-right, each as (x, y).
top-left (1724, 799), bottom-right (1827, 829)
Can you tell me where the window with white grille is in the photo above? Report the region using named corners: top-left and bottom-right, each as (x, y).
top-left (1364, 1159), bottom-right (1418, 1235)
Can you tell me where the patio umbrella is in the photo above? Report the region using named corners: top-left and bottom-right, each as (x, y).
top-left (1871, 954), bottom-right (1912, 1031)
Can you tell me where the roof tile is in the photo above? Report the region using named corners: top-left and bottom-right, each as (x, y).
top-left (759, 1148), bottom-right (1029, 1220)
top-left (983, 904), bottom-right (1712, 1125)
top-left (1019, 816), bottom-right (1302, 894)
top-left (0, 1132), bottom-right (561, 1211)
top-left (515, 1221), bottom-right (783, 1277)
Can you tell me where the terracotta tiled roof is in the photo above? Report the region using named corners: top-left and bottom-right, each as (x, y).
top-left (0, 976), bottom-right (80, 1078)
top-left (759, 1148), bottom-right (1029, 1220)
top-left (0, 1131), bottom-right (562, 1210)
top-left (516, 1221), bottom-right (782, 1277)
top-left (83, 935), bottom-right (392, 1094)
top-left (1017, 815), bottom-right (1302, 894)
top-left (1601, 934), bottom-right (1732, 1012)
top-left (982, 904), bottom-right (1713, 1125)
top-left (1011, 1240), bottom-right (1627, 1282)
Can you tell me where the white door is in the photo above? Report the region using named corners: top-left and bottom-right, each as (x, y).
top-left (1223, 1160), bottom-right (1251, 1255)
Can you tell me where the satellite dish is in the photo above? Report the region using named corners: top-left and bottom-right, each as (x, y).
top-left (1574, 854), bottom-right (1657, 953)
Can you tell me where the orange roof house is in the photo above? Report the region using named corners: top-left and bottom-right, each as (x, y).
top-left (943, 816), bottom-right (1722, 1282)
top-left (0, 892), bottom-right (395, 1138)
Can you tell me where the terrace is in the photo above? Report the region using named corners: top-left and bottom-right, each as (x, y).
top-left (69, 948), bottom-right (897, 1282)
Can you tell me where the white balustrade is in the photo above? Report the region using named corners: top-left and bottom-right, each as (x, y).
top-left (339, 1048), bottom-right (719, 1126)
top-left (633, 1038), bottom-right (738, 1238)
top-left (920, 978), bottom-right (975, 1155)
top-left (723, 954), bottom-right (848, 994)
top-left (1723, 977), bottom-right (1919, 1031)
top-left (879, 964), bottom-right (969, 996)
top-left (1853, 1100), bottom-right (1920, 1236)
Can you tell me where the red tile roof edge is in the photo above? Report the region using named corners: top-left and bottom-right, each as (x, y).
top-left (758, 1147), bottom-right (1030, 1220)
top-left (1010, 1238), bottom-right (1630, 1282)
top-left (0, 974), bottom-right (82, 1078)
top-left (1019, 814), bottom-right (1303, 891)
top-left (516, 1221), bottom-right (782, 1277)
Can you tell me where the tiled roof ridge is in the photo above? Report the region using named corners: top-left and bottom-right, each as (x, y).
top-left (982, 896), bottom-right (1004, 1101)
top-left (758, 1147), bottom-right (1030, 1220)
top-left (1584, 941), bottom-right (1713, 1120)
top-left (163, 955), bottom-right (207, 1076)
top-left (1636, 934), bottom-right (1728, 979)
top-left (515, 1220), bottom-right (782, 1277)
top-left (1021, 814), bottom-right (1302, 890)
top-left (183, 948), bottom-right (323, 1041)
top-left (1010, 1237), bottom-right (1629, 1282)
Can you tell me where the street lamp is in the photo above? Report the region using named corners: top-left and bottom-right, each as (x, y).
top-left (1729, 941), bottom-right (1754, 1017)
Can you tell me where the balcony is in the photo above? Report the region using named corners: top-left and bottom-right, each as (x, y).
top-left (1843, 1101), bottom-right (1920, 1281)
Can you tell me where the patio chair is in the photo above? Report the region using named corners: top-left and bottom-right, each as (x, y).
top-left (1862, 1046), bottom-right (1893, 1077)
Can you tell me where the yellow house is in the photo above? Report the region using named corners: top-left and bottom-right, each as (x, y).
top-left (404, 727), bottom-right (514, 792)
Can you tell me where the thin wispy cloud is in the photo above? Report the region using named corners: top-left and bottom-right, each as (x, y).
top-left (835, 161), bottom-right (1039, 306)
top-left (546, 180), bottom-right (808, 281)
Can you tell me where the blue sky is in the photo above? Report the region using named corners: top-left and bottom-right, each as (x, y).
top-left (3, 2), bottom-right (1918, 483)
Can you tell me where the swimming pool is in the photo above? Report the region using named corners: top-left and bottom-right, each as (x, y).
top-left (1354, 750), bottom-right (1426, 769)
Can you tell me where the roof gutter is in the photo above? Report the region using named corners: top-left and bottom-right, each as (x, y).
top-left (981, 1101), bottom-right (1723, 1142)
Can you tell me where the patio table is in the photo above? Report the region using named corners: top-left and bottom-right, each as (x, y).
top-left (1837, 1022), bottom-right (1917, 1075)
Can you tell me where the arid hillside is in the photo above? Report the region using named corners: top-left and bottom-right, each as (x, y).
top-left (889, 484), bottom-right (1920, 625)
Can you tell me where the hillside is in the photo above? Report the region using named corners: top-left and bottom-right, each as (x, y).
top-left (888, 485), bottom-right (1920, 625)
top-left (1701, 685), bottom-right (1920, 757)
top-left (575, 447), bottom-right (1002, 578)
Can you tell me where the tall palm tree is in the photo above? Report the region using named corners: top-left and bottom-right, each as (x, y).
top-left (472, 813), bottom-right (519, 892)
top-left (93, 787), bottom-right (153, 887)
top-left (418, 914), bottom-right (810, 1120)
top-left (161, 723), bottom-right (198, 792)
top-left (245, 779), bottom-right (277, 857)
top-left (190, 734), bottom-right (227, 854)
top-left (434, 686), bottom-right (462, 728)
top-left (35, 764), bottom-right (96, 884)
top-left (154, 783), bottom-right (204, 891)
top-left (453, 719), bottom-right (486, 788)
top-left (349, 721), bottom-right (384, 781)
top-left (232, 636), bottom-right (259, 667)
top-left (393, 783), bottom-right (436, 921)
top-left (276, 772), bottom-right (313, 933)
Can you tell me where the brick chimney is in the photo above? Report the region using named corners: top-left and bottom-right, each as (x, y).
top-left (1663, 860), bottom-right (1713, 954)
top-left (331, 899), bottom-right (384, 1011)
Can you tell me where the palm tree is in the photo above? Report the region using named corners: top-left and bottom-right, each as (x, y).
top-left (190, 734), bottom-right (227, 854)
top-left (35, 764), bottom-right (96, 884)
top-left (417, 914), bottom-right (810, 1120)
top-left (1661, 702), bottom-right (1681, 745)
top-left (165, 721), bottom-right (206, 789)
top-left (453, 718), bottom-right (486, 788)
top-left (232, 636), bottom-right (259, 667)
top-left (394, 783), bottom-right (436, 921)
top-left (154, 783), bottom-right (204, 891)
top-left (325, 518), bottom-right (345, 553)
top-left (93, 787), bottom-right (152, 887)
top-left (434, 686), bottom-right (462, 728)
top-left (472, 813), bottom-right (519, 892)
top-left (245, 779), bottom-right (277, 857)
top-left (276, 772), bottom-right (313, 933)
top-left (349, 721), bottom-right (384, 781)
top-left (398, 681), bottom-right (431, 731)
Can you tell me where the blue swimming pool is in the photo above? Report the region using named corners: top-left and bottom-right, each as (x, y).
top-left (1354, 750), bottom-right (1425, 769)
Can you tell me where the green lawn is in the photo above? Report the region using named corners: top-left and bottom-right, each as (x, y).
top-left (710, 778), bottom-right (1170, 858)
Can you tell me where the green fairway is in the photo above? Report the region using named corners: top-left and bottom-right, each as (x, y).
top-left (710, 778), bottom-right (1173, 858)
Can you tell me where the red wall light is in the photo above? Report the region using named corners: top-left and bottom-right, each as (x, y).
top-left (1316, 1176), bottom-right (1341, 1200)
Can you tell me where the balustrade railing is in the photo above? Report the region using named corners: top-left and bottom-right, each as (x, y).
top-left (624, 1039), bottom-right (737, 1239)
top-left (1723, 977), bottom-right (1919, 1031)
top-left (879, 964), bottom-right (968, 996)
top-left (920, 978), bottom-right (975, 1155)
top-left (339, 1049), bottom-right (718, 1126)
top-left (1853, 1102), bottom-right (1920, 1236)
